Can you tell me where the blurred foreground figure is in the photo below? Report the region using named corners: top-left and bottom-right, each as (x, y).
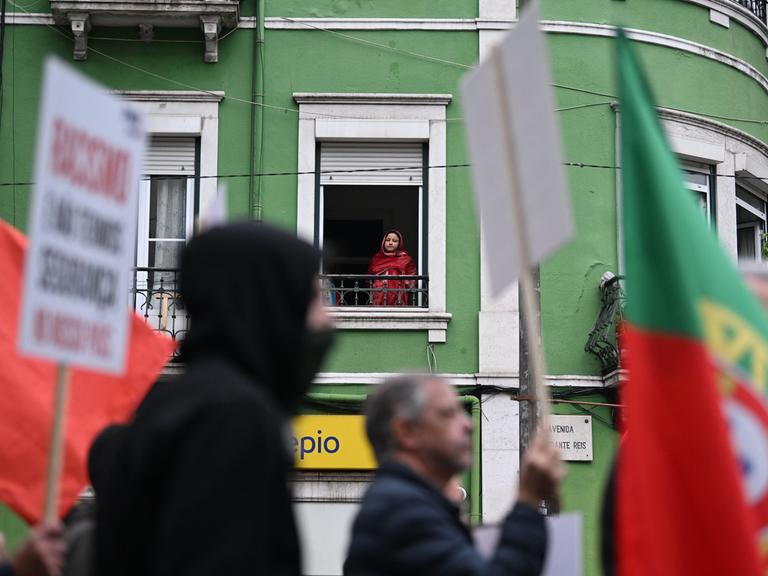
top-left (94, 222), bottom-right (334, 576)
top-left (344, 376), bottom-right (565, 576)
top-left (0, 524), bottom-right (64, 576)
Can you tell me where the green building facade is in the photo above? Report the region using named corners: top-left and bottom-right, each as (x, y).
top-left (3, 0), bottom-right (768, 573)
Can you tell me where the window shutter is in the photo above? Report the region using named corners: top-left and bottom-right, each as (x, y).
top-left (144, 137), bottom-right (196, 176)
top-left (320, 142), bottom-right (423, 185)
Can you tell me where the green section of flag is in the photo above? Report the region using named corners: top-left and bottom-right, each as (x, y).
top-left (618, 30), bottom-right (768, 350)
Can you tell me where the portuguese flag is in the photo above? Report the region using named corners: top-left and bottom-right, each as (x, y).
top-left (618, 30), bottom-right (767, 575)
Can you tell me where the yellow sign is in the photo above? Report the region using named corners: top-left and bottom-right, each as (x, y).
top-left (292, 415), bottom-right (377, 470)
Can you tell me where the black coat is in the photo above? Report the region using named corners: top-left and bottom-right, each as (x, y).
top-left (344, 461), bottom-right (547, 576)
top-left (94, 223), bottom-right (322, 576)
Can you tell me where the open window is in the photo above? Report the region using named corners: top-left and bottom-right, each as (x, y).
top-left (736, 183), bottom-right (767, 262)
top-left (317, 142), bottom-right (427, 308)
top-left (134, 136), bottom-right (197, 340)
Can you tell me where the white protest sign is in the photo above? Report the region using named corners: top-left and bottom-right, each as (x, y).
top-left (18, 58), bottom-right (146, 374)
top-left (474, 512), bottom-right (583, 576)
top-left (550, 415), bottom-right (593, 461)
top-left (460, 2), bottom-right (573, 296)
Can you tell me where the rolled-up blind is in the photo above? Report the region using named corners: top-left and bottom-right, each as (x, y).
top-left (320, 142), bottom-right (423, 185)
top-left (143, 136), bottom-right (196, 176)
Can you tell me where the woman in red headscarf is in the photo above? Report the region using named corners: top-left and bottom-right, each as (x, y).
top-left (368, 230), bottom-right (417, 306)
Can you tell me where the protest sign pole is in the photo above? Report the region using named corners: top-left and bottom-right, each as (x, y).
top-left (43, 363), bottom-right (70, 523)
top-left (490, 43), bottom-right (559, 515)
top-left (489, 47), bottom-right (551, 428)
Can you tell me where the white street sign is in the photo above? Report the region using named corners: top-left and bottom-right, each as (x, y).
top-left (460, 2), bottom-right (573, 296)
top-left (18, 58), bottom-right (146, 374)
top-left (550, 415), bottom-right (593, 461)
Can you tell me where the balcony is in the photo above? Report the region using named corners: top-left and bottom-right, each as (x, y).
top-left (130, 270), bottom-right (434, 361)
top-left (733, 0), bottom-right (767, 23)
top-left (132, 267), bottom-right (187, 360)
top-left (320, 274), bottom-right (429, 308)
top-left (50, 0), bottom-right (240, 62)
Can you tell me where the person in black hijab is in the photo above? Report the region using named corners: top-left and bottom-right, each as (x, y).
top-left (93, 222), bottom-right (334, 576)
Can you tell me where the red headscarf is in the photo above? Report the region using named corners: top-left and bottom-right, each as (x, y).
top-left (368, 230), bottom-right (416, 276)
top-left (368, 230), bottom-right (417, 306)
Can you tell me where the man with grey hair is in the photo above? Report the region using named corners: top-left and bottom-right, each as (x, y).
top-left (344, 375), bottom-right (564, 576)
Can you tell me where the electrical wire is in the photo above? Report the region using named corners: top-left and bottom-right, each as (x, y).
top-left (10, 3), bottom-right (768, 127)
top-left (6, 160), bottom-right (768, 188)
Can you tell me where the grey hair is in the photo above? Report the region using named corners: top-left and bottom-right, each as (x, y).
top-left (364, 375), bottom-right (431, 460)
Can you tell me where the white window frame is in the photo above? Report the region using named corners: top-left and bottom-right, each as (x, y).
top-left (294, 93), bottom-right (452, 342)
top-left (114, 90), bottom-right (223, 223)
top-left (659, 108), bottom-right (768, 261)
top-left (681, 161), bottom-right (713, 222)
top-left (736, 182), bottom-right (768, 262)
top-left (135, 177), bottom-right (196, 269)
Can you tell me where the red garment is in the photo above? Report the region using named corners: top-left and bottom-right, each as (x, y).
top-left (367, 230), bottom-right (417, 306)
top-left (0, 220), bottom-right (175, 523)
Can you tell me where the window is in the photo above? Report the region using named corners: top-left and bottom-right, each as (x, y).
top-left (117, 90), bottom-right (222, 346)
top-left (736, 183), bottom-right (767, 262)
top-left (318, 142), bottom-right (427, 307)
top-left (135, 136), bottom-right (197, 338)
top-left (682, 162), bottom-right (715, 222)
top-left (294, 93), bottom-right (452, 341)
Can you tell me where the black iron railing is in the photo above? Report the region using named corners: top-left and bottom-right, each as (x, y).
top-left (585, 272), bottom-right (625, 374)
top-left (320, 274), bottom-right (429, 307)
top-left (733, 0), bottom-right (767, 22)
top-left (131, 267), bottom-right (188, 357)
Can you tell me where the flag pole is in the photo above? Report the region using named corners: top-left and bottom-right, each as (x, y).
top-left (43, 363), bottom-right (70, 523)
top-left (489, 47), bottom-right (552, 429)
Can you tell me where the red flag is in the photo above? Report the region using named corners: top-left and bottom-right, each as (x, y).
top-left (0, 219), bottom-right (175, 523)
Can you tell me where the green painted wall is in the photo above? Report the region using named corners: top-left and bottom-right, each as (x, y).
top-left (266, 0), bottom-right (477, 19)
top-left (542, 29), bottom-right (768, 375)
top-left (542, 0), bottom-right (768, 78)
top-left (262, 28), bottom-right (481, 374)
top-left (1, 2), bottom-right (766, 573)
top-left (0, 25), bottom-right (259, 228)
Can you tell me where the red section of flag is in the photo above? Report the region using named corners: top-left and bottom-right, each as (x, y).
top-left (619, 324), bottom-right (761, 576)
top-left (0, 220), bottom-right (175, 523)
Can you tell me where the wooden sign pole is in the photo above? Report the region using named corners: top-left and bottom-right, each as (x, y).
top-left (43, 363), bottom-right (71, 523)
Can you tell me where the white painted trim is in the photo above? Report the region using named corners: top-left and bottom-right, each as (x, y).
top-left (312, 372), bottom-right (610, 388)
top-left (116, 90), bottom-right (225, 103)
top-left (329, 309), bottom-right (451, 331)
top-left (709, 9), bottom-right (730, 28)
top-left (658, 107), bottom-right (768, 160)
top-left (266, 17), bottom-right (477, 30)
top-left (5, 12), bottom-right (55, 24)
top-left (114, 91), bottom-right (221, 221)
top-left (479, 0), bottom-right (516, 21)
top-left (481, 394), bottom-right (520, 523)
top-left (313, 372), bottom-right (478, 386)
top-left (316, 119), bottom-right (430, 140)
top-left (294, 93), bottom-right (452, 107)
top-left (295, 92), bottom-right (450, 338)
top-left (476, 19), bottom-right (514, 31)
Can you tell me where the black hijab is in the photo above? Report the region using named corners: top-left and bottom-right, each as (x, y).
top-left (179, 221), bottom-right (322, 411)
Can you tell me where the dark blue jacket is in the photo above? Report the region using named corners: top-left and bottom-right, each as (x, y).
top-left (344, 461), bottom-right (547, 576)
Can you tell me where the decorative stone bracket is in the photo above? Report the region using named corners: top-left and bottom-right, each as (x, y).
top-left (69, 13), bottom-right (90, 61)
top-left (200, 15), bottom-right (221, 63)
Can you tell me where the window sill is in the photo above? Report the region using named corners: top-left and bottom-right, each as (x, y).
top-left (328, 308), bottom-right (452, 342)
